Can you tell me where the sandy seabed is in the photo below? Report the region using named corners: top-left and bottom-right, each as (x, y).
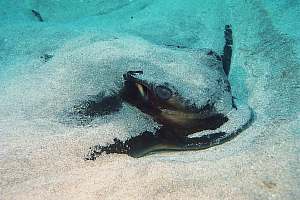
top-left (1, 118), bottom-right (299, 200)
top-left (1, 0), bottom-right (299, 199)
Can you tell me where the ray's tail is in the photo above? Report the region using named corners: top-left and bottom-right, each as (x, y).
top-left (222, 24), bottom-right (233, 76)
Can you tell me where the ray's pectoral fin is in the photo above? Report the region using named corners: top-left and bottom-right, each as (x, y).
top-left (85, 105), bottom-right (254, 160)
top-left (84, 128), bottom-right (229, 160)
top-left (85, 131), bottom-right (160, 159)
top-left (69, 92), bottom-right (123, 126)
top-left (74, 91), bottom-right (123, 117)
top-left (85, 138), bottom-right (129, 160)
top-left (222, 24), bottom-right (233, 76)
top-left (85, 127), bottom-right (185, 159)
top-left (85, 124), bottom-right (240, 159)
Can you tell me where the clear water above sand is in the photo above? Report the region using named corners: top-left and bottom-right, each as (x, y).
top-left (0, 0), bottom-right (299, 199)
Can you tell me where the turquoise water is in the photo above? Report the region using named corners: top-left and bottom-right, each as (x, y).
top-left (0, 1), bottom-right (299, 199)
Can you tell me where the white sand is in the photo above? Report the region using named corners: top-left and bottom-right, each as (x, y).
top-left (1, 0), bottom-right (299, 199)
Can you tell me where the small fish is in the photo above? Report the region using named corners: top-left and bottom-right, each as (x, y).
top-left (31, 9), bottom-right (44, 22)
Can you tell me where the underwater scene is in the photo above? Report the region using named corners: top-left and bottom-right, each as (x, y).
top-left (0, 0), bottom-right (299, 199)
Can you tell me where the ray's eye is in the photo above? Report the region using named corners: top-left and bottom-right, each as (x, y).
top-left (155, 85), bottom-right (172, 101)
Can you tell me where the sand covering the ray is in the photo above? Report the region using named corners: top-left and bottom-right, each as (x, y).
top-left (1, 0), bottom-right (299, 199)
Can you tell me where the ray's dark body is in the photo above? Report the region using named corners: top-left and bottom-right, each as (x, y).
top-left (73, 25), bottom-right (251, 159)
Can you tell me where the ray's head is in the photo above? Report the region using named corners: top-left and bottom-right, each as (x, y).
top-left (121, 71), bottom-right (229, 132)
